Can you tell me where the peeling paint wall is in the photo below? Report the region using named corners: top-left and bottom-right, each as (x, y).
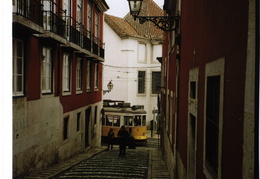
top-left (13, 97), bottom-right (63, 177)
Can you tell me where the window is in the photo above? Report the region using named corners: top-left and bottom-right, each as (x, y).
top-left (94, 63), bottom-right (98, 89)
top-left (124, 116), bottom-right (134, 127)
top-left (13, 39), bottom-right (24, 96)
top-left (77, 112), bottom-right (81, 131)
top-left (86, 61), bottom-right (91, 91)
top-left (87, 2), bottom-right (92, 38)
top-left (152, 71), bottom-right (161, 94)
top-left (105, 115), bottom-right (113, 126)
top-left (76, 0), bottom-right (82, 24)
top-left (63, 53), bottom-right (71, 92)
top-left (63, 117), bottom-right (69, 140)
top-left (63, 0), bottom-right (71, 23)
top-left (134, 116), bottom-right (141, 126)
top-left (152, 44), bottom-right (162, 62)
top-left (190, 81), bottom-right (196, 99)
top-left (95, 12), bottom-right (99, 38)
top-left (138, 43), bottom-right (146, 62)
top-left (205, 75), bottom-right (220, 176)
top-left (138, 71), bottom-right (145, 94)
top-left (113, 115), bottom-right (120, 127)
top-left (42, 47), bottom-right (52, 93)
top-left (76, 57), bottom-right (82, 91)
top-left (13, 0), bottom-right (29, 15)
top-left (142, 116), bottom-right (146, 126)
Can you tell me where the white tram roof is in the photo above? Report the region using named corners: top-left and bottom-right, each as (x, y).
top-left (103, 100), bottom-right (146, 114)
top-left (103, 107), bottom-right (146, 114)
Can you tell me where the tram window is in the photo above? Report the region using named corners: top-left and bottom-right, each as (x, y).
top-left (134, 116), bottom-right (141, 126)
top-left (113, 116), bottom-right (120, 126)
top-left (124, 116), bottom-right (133, 127)
top-left (106, 115), bottom-right (113, 126)
top-left (124, 118), bottom-right (128, 126)
top-left (129, 118), bottom-right (133, 126)
top-left (102, 115), bottom-right (105, 125)
top-left (142, 115), bottom-right (146, 126)
top-left (113, 119), bottom-right (120, 126)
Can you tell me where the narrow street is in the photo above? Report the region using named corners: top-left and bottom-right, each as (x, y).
top-left (53, 134), bottom-right (168, 179)
top-left (55, 149), bottom-right (149, 178)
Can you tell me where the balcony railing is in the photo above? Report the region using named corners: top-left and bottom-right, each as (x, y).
top-left (100, 43), bottom-right (105, 58)
top-left (13, 0), bottom-right (43, 26)
top-left (82, 27), bottom-right (92, 51)
top-left (42, 0), bottom-right (66, 38)
top-left (93, 37), bottom-right (99, 55)
top-left (67, 17), bottom-right (82, 46)
top-left (93, 36), bottom-right (105, 58)
top-left (13, 0), bottom-right (104, 58)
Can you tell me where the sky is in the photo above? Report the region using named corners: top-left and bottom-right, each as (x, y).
top-left (105, 0), bottom-right (164, 18)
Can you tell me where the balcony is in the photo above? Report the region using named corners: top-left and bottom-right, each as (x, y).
top-left (82, 28), bottom-right (92, 51)
top-left (42, 0), bottom-right (66, 38)
top-left (13, 0), bottom-right (44, 34)
top-left (13, 0), bottom-right (43, 26)
top-left (13, 0), bottom-right (105, 59)
top-left (67, 17), bottom-right (82, 46)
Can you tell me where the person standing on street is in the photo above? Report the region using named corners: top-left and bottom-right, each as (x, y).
top-left (107, 128), bottom-right (114, 150)
top-left (118, 125), bottom-right (129, 156)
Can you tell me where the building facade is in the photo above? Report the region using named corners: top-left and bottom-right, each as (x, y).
top-left (103, 0), bottom-right (163, 127)
top-left (12, 0), bottom-right (108, 177)
top-left (160, 0), bottom-right (256, 179)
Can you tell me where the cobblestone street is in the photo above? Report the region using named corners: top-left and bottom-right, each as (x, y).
top-left (56, 149), bottom-right (149, 178)
top-left (23, 135), bottom-right (171, 179)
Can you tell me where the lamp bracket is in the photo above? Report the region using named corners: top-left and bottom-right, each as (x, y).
top-left (136, 16), bottom-right (180, 31)
top-left (103, 90), bottom-right (111, 95)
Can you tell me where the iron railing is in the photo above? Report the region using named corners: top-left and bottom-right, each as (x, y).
top-left (82, 27), bottom-right (92, 51)
top-left (66, 16), bottom-right (82, 46)
top-left (42, 0), bottom-right (66, 38)
top-left (13, 0), bottom-right (104, 58)
top-left (13, 0), bottom-right (43, 26)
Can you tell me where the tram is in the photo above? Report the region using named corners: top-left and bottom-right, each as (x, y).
top-left (102, 100), bottom-right (147, 144)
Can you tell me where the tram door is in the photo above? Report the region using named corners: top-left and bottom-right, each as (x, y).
top-left (85, 108), bottom-right (91, 147)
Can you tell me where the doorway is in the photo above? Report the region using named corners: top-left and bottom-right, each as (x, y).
top-left (85, 107), bottom-right (91, 147)
top-left (188, 114), bottom-right (196, 179)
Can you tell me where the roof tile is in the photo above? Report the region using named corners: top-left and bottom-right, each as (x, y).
top-left (105, 0), bottom-right (163, 39)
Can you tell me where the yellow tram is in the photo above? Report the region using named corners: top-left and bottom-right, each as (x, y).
top-left (102, 100), bottom-right (147, 143)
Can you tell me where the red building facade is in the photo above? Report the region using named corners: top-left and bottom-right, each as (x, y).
top-left (161, 0), bottom-right (256, 178)
top-left (12, 0), bottom-right (108, 177)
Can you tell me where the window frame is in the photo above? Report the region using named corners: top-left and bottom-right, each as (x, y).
top-left (76, 0), bottom-right (82, 24)
top-left (87, 2), bottom-right (92, 38)
top-left (94, 11), bottom-right (99, 39)
top-left (94, 63), bottom-right (98, 90)
top-left (138, 43), bottom-right (146, 63)
top-left (203, 58), bottom-right (225, 179)
top-left (76, 57), bottom-right (83, 93)
top-left (41, 46), bottom-right (53, 94)
top-left (151, 71), bottom-right (161, 94)
top-left (62, 53), bottom-right (71, 94)
top-left (13, 38), bottom-right (24, 97)
top-left (86, 60), bottom-right (91, 92)
top-left (137, 70), bottom-right (146, 94)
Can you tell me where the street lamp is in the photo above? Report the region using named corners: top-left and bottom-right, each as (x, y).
top-left (103, 80), bottom-right (114, 95)
top-left (127, 0), bottom-right (180, 31)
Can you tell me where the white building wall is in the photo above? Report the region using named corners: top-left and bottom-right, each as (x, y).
top-left (103, 21), bottom-right (162, 127)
